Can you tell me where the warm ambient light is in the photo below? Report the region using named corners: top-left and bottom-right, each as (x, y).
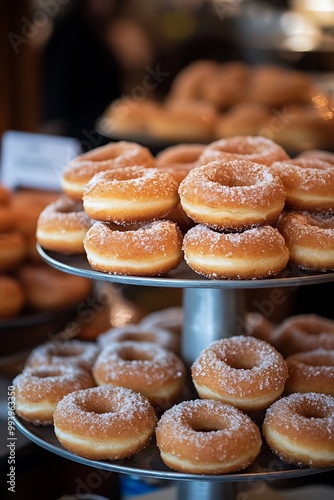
top-left (291, 0), bottom-right (334, 26)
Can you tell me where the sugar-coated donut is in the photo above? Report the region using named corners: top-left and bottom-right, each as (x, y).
top-left (93, 341), bottom-right (185, 409)
top-left (0, 275), bottom-right (25, 319)
top-left (148, 101), bottom-right (217, 142)
top-left (214, 103), bottom-right (271, 139)
top-left (277, 211), bottom-right (334, 271)
top-left (61, 141), bottom-right (154, 201)
top-left (25, 340), bottom-right (100, 372)
top-left (155, 143), bottom-right (206, 184)
top-left (191, 336), bottom-right (288, 412)
top-left (83, 166), bottom-right (179, 224)
top-left (297, 149), bottom-right (334, 166)
top-left (183, 224), bottom-right (289, 280)
top-left (16, 265), bottom-right (93, 311)
top-left (97, 324), bottom-right (180, 354)
top-left (179, 160), bottom-right (286, 230)
top-left (104, 98), bottom-right (161, 136)
top-left (140, 307), bottom-right (183, 337)
top-left (199, 136), bottom-right (289, 167)
top-left (168, 59), bottom-right (220, 101)
top-left (53, 385), bottom-right (157, 460)
top-left (272, 314), bottom-right (334, 357)
top-left (84, 220), bottom-right (183, 276)
top-left (13, 365), bottom-right (95, 425)
top-left (0, 231), bottom-right (27, 272)
top-left (263, 393), bottom-right (334, 467)
top-left (271, 158), bottom-right (334, 211)
top-left (36, 196), bottom-right (93, 254)
top-left (156, 399), bottom-right (262, 474)
top-left (285, 349), bottom-right (334, 396)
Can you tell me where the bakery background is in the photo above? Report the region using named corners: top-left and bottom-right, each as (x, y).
top-left (1, 1), bottom-right (334, 500)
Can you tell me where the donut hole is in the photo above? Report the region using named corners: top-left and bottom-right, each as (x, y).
top-left (301, 357), bottom-right (334, 368)
top-left (81, 399), bottom-right (113, 415)
top-left (220, 353), bottom-right (258, 370)
top-left (118, 345), bottom-right (154, 362)
top-left (116, 332), bottom-right (156, 343)
top-left (31, 368), bottom-right (64, 379)
top-left (300, 407), bottom-right (328, 420)
top-left (208, 169), bottom-right (252, 188)
top-left (189, 416), bottom-right (225, 433)
top-left (52, 345), bottom-right (85, 358)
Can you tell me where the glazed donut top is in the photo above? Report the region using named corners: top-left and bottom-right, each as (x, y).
top-left (179, 159), bottom-right (285, 211)
top-left (199, 136), bottom-right (289, 166)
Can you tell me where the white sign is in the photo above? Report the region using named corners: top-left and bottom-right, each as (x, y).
top-left (0, 130), bottom-right (81, 190)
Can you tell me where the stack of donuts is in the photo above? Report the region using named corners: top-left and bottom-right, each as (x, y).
top-left (0, 186), bottom-right (92, 320)
top-left (13, 305), bottom-right (334, 473)
top-left (36, 136), bottom-right (334, 279)
top-left (104, 61), bottom-right (334, 150)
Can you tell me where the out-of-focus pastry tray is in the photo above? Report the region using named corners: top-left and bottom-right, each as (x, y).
top-left (37, 244), bottom-right (334, 290)
top-left (15, 416), bottom-right (333, 482)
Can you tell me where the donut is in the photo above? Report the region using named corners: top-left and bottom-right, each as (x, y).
top-left (83, 220), bottom-right (183, 276)
top-left (82, 167), bottom-right (180, 224)
top-left (277, 211), bottom-right (334, 271)
top-left (247, 66), bottom-right (313, 107)
top-left (25, 340), bottom-right (100, 372)
top-left (168, 59), bottom-right (220, 101)
top-left (16, 264), bottom-right (93, 311)
top-left (155, 399), bottom-right (262, 474)
top-left (183, 224), bottom-right (289, 280)
top-left (263, 393), bottom-right (334, 467)
top-left (214, 103), bottom-right (271, 139)
top-left (13, 365), bottom-right (95, 425)
top-left (202, 61), bottom-right (250, 109)
top-left (271, 158), bottom-right (334, 211)
top-left (155, 143), bottom-right (206, 184)
top-left (0, 275), bottom-right (25, 319)
top-left (199, 136), bottom-right (289, 167)
top-left (179, 160), bottom-right (286, 230)
top-left (271, 314), bottom-right (334, 358)
top-left (284, 349), bottom-right (334, 396)
top-left (0, 231), bottom-right (27, 272)
top-left (191, 336), bottom-right (288, 412)
top-left (104, 98), bottom-right (161, 136)
top-left (140, 307), bottom-right (183, 337)
top-left (297, 149), bottom-right (334, 166)
top-left (148, 100), bottom-right (217, 142)
top-left (36, 196), bottom-right (93, 254)
top-left (93, 341), bottom-right (186, 409)
top-left (61, 141), bottom-right (154, 201)
top-left (53, 385), bottom-right (157, 460)
top-left (97, 325), bottom-right (180, 354)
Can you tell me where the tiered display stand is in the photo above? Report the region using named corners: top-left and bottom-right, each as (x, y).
top-left (16, 246), bottom-right (334, 500)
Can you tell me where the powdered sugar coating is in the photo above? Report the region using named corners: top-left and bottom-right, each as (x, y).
top-left (263, 392), bottom-right (334, 467)
top-left (285, 349), bottom-right (334, 396)
top-left (93, 341), bottom-right (185, 408)
top-left (271, 159), bottom-right (334, 211)
top-left (53, 385), bottom-right (157, 459)
top-left (156, 399), bottom-right (262, 474)
top-left (192, 336), bottom-right (288, 410)
top-left (183, 224), bottom-right (289, 280)
top-left (25, 340), bottom-right (100, 372)
top-left (83, 220), bottom-right (183, 276)
top-left (178, 159), bottom-right (285, 230)
top-left (199, 136), bottom-right (289, 166)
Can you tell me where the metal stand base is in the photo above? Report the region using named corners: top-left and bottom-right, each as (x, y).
top-left (178, 481), bottom-right (236, 500)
